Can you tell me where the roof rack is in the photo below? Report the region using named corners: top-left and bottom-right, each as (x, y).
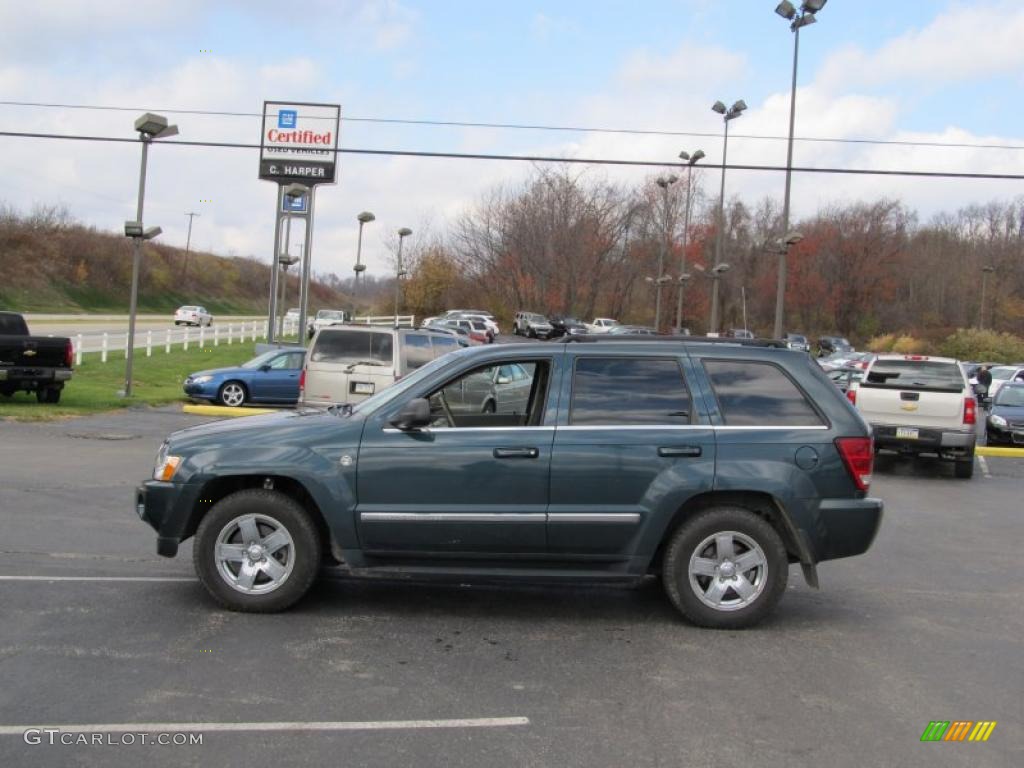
top-left (557, 335), bottom-right (789, 349)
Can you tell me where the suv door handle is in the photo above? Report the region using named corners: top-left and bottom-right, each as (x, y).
top-left (493, 447), bottom-right (539, 459)
top-left (658, 445), bottom-right (702, 458)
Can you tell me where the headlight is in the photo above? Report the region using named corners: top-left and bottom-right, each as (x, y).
top-left (989, 414), bottom-right (1007, 428)
top-left (191, 375), bottom-right (213, 384)
top-left (153, 443), bottom-right (183, 481)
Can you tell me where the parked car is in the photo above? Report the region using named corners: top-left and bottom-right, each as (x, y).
top-left (443, 319), bottom-right (492, 344)
top-left (985, 383), bottom-right (1024, 446)
top-left (987, 364), bottom-right (1024, 400)
top-left (785, 333), bottom-right (810, 352)
top-left (818, 335), bottom-right (853, 357)
top-left (307, 309), bottom-right (349, 339)
top-left (301, 325), bottom-right (460, 407)
top-left (451, 312), bottom-right (500, 337)
top-left (184, 348), bottom-right (306, 407)
top-left (513, 312), bottom-right (554, 339)
top-left (548, 315), bottom-right (588, 338)
top-left (607, 325), bottom-right (658, 336)
top-left (0, 311), bottom-right (73, 403)
top-left (422, 324), bottom-right (471, 347)
top-left (585, 317), bottom-right (619, 334)
top-left (137, 337), bottom-right (882, 628)
top-left (849, 354), bottom-right (976, 478)
top-left (724, 329), bottom-right (755, 340)
top-left (437, 361), bottom-right (535, 416)
top-left (174, 305), bottom-right (212, 327)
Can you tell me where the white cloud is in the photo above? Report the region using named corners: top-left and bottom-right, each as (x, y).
top-left (618, 42), bottom-right (747, 89)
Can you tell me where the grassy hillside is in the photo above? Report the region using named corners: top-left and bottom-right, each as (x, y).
top-left (0, 205), bottom-right (346, 314)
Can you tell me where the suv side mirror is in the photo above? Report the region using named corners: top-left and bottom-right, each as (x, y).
top-left (390, 398), bottom-right (431, 431)
top-left (259, 364), bottom-right (272, 372)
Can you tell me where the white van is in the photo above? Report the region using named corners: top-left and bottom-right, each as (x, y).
top-left (301, 325), bottom-right (460, 406)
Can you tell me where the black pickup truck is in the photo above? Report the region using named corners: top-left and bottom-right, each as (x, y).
top-left (0, 312), bottom-right (74, 403)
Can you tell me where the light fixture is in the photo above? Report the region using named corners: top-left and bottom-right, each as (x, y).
top-left (775, 1), bottom-right (797, 19)
top-left (803, 0), bottom-right (827, 12)
top-left (784, 231), bottom-right (804, 245)
top-left (142, 226), bottom-right (162, 240)
top-left (398, 227), bottom-right (412, 237)
top-left (357, 211), bottom-right (376, 223)
top-left (712, 100), bottom-right (727, 115)
top-left (124, 221), bottom-right (143, 237)
top-left (713, 263), bottom-right (731, 275)
top-left (133, 112), bottom-right (178, 139)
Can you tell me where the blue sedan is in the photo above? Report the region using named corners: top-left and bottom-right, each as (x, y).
top-left (183, 349), bottom-right (306, 407)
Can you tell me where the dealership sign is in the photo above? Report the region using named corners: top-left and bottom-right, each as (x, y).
top-left (259, 101), bottom-right (340, 185)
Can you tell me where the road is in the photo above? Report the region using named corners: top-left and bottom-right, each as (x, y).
top-left (0, 408), bottom-right (1019, 767)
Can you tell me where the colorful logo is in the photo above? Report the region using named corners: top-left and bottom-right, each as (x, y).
top-left (277, 109), bottom-right (297, 129)
top-left (920, 721), bottom-right (997, 742)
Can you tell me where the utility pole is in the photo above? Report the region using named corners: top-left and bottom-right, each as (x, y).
top-left (182, 211), bottom-right (200, 285)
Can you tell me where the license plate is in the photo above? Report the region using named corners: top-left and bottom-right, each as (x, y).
top-left (351, 381), bottom-right (375, 395)
top-left (896, 427), bottom-right (919, 439)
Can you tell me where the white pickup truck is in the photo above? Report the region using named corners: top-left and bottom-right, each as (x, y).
top-left (849, 354), bottom-right (977, 478)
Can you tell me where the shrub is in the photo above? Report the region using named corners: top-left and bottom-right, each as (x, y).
top-left (867, 333), bottom-right (896, 352)
top-left (891, 335), bottom-right (928, 354)
top-left (939, 328), bottom-right (1024, 363)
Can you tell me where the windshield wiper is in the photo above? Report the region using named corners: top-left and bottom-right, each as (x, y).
top-left (344, 360), bottom-right (386, 372)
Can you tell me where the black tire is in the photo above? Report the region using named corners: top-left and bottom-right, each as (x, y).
top-left (174, 321), bottom-right (181, 326)
top-left (36, 386), bottom-right (61, 404)
top-left (512, 324), bottom-right (520, 336)
top-left (217, 381), bottom-right (247, 407)
top-left (193, 489), bottom-right (322, 612)
top-left (662, 507), bottom-right (788, 629)
top-left (985, 432), bottom-right (1001, 447)
top-left (954, 457), bottom-right (975, 479)
top-left (528, 327), bottom-right (536, 338)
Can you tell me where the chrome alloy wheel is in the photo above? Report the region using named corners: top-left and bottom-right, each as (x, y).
top-left (220, 383), bottom-right (245, 407)
top-left (688, 530), bottom-right (768, 612)
top-left (215, 514), bottom-right (295, 595)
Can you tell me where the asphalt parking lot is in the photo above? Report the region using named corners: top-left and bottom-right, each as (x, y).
top-left (0, 408), bottom-right (1021, 767)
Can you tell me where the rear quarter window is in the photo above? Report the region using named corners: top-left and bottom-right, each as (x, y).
top-left (703, 359), bottom-right (824, 426)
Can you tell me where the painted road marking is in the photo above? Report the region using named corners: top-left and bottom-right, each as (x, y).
top-left (977, 455), bottom-right (992, 479)
top-left (0, 576), bottom-right (196, 582)
top-left (0, 717), bottom-right (530, 736)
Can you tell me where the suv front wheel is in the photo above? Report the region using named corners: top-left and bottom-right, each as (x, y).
top-left (193, 489), bottom-right (322, 612)
top-left (663, 507), bottom-right (788, 629)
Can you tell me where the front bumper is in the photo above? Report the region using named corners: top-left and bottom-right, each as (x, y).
top-left (136, 480), bottom-right (202, 557)
top-left (183, 381), bottom-right (218, 400)
top-left (871, 424), bottom-right (976, 454)
top-left (987, 423), bottom-right (1024, 445)
top-left (815, 497), bottom-right (884, 562)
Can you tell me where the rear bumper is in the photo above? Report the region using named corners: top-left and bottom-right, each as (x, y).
top-left (871, 424), bottom-right (976, 453)
top-left (0, 367), bottom-right (72, 387)
top-left (814, 497), bottom-right (884, 562)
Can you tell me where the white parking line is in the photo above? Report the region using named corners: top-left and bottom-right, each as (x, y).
top-left (977, 455), bottom-right (992, 479)
top-left (0, 717), bottom-right (529, 735)
top-left (0, 576), bottom-right (196, 582)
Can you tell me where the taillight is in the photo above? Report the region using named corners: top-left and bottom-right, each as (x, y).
top-left (64, 339), bottom-right (74, 367)
top-left (846, 388), bottom-right (857, 406)
top-left (835, 436), bottom-right (873, 492)
top-left (963, 396), bottom-right (976, 425)
top-left (299, 368), bottom-right (306, 394)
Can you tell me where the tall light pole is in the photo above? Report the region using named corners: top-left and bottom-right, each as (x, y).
top-left (979, 265), bottom-right (996, 329)
top-left (123, 112), bottom-right (177, 398)
top-left (182, 211), bottom-right (199, 286)
top-left (711, 99), bottom-right (745, 335)
top-left (353, 211), bottom-right (375, 318)
top-left (654, 175), bottom-right (678, 332)
top-left (773, 0), bottom-right (826, 340)
top-left (675, 149), bottom-right (705, 331)
top-left (394, 227), bottom-right (412, 326)
top-left (709, 263), bottom-right (732, 334)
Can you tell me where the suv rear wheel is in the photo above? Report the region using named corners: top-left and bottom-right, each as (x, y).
top-left (193, 489), bottom-right (321, 612)
top-left (663, 507), bottom-right (788, 629)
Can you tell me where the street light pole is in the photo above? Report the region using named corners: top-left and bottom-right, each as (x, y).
top-left (773, 0), bottom-right (825, 340)
top-left (353, 211), bottom-right (375, 319)
top-left (710, 100), bottom-right (745, 335)
top-left (979, 265), bottom-right (995, 329)
top-left (394, 227), bottom-right (412, 326)
top-left (654, 175), bottom-right (678, 332)
top-left (676, 149), bottom-right (704, 331)
top-left (709, 264), bottom-right (732, 334)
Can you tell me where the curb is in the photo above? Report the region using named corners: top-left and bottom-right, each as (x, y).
top-left (182, 404), bottom-right (278, 418)
top-left (976, 446), bottom-right (1024, 458)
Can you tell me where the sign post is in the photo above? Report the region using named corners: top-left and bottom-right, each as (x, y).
top-left (259, 101), bottom-right (340, 343)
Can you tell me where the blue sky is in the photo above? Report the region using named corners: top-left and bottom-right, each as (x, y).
top-left (1, 1), bottom-right (1022, 276)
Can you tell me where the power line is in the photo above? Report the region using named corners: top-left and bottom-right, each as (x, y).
top-left (2, 129), bottom-right (1023, 181)
top-left (1, 99), bottom-right (1023, 152)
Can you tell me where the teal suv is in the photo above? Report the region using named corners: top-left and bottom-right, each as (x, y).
top-left (137, 338), bottom-right (883, 628)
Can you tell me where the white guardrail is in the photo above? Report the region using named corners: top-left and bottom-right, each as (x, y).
top-left (60, 316), bottom-right (416, 364)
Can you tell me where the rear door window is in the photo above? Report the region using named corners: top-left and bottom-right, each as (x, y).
top-left (570, 357), bottom-right (691, 426)
top-left (703, 360), bottom-right (824, 426)
top-left (310, 330), bottom-right (394, 365)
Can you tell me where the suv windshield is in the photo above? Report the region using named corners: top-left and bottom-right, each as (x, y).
top-left (310, 330), bottom-right (394, 365)
top-left (991, 366), bottom-right (1018, 381)
top-left (864, 360), bottom-right (963, 391)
